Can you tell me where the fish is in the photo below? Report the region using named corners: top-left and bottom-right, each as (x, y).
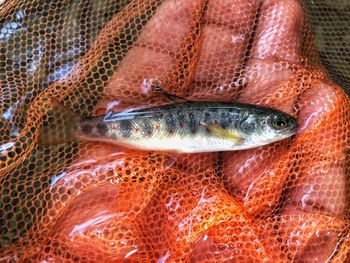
top-left (39, 100), bottom-right (297, 153)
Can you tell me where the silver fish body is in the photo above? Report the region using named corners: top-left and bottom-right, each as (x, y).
top-left (74, 102), bottom-right (297, 153)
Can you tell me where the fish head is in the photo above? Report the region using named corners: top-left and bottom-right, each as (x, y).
top-left (238, 109), bottom-right (297, 148)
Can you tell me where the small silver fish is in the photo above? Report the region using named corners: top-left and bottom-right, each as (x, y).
top-left (39, 100), bottom-right (297, 153)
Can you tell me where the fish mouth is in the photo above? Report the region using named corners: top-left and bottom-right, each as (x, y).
top-left (275, 126), bottom-right (298, 140)
top-left (288, 121), bottom-right (298, 136)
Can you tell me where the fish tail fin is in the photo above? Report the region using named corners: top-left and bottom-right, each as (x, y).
top-left (38, 99), bottom-right (81, 146)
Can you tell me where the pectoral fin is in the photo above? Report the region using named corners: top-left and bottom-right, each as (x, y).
top-left (201, 122), bottom-right (244, 145)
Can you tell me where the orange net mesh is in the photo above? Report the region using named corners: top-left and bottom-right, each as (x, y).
top-left (0, 0), bottom-right (349, 262)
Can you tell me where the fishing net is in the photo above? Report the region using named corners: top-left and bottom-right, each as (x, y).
top-left (0, 0), bottom-right (349, 262)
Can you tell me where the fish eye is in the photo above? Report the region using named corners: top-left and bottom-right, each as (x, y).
top-left (272, 119), bottom-right (287, 129)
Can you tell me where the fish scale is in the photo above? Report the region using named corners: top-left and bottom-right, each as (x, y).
top-left (44, 101), bottom-right (298, 153)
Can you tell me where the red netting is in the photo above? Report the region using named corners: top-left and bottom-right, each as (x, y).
top-left (0, 0), bottom-right (349, 262)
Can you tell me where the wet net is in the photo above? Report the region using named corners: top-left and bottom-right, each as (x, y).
top-left (0, 0), bottom-right (349, 262)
